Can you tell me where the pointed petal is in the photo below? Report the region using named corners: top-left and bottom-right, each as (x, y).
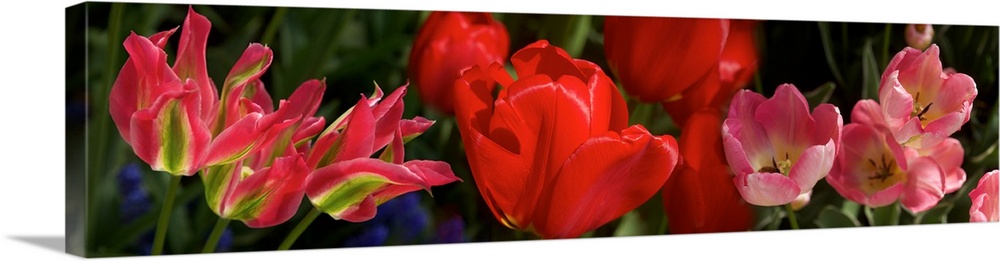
top-left (535, 125), bottom-right (679, 238)
top-left (371, 84), bottom-right (406, 152)
top-left (399, 116), bottom-right (435, 143)
top-left (203, 103), bottom-right (297, 167)
top-left (284, 79), bottom-right (326, 120)
top-left (110, 32), bottom-right (183, 144)
top-left (306, 97), bottom-right (375, 168)
top-left (172, 6), bottom-right (217, 122)
top-left (147, 27), bottom-right (177, 48)
top-left (305, 158), bottom-right (427, 221)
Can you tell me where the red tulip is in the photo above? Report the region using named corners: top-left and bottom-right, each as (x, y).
top-left (454, 40), bottom-right (680, 238)
top-left (662, 109), bottom-right (752, 234)
top-left (408, 11), bottom-right (509, 115)
top-left (604, 17), bottom-right (759, 125)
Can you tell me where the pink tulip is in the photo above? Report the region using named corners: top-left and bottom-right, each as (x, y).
top-left (904, 24), bottom-right (934, 50)
top-left (723, 84), bottom-right (842, 206)
top-left (851, 99), bottom-right (966, 194)
top-left (827, 122), bottom-right (946, 213)
top-left (969, 170), bottom-right (999, 222)
top-left (879, 44), bottom-right (977, 149)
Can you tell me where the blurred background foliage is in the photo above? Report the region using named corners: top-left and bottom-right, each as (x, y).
top-left (66, 2), bottom-right (998, 257)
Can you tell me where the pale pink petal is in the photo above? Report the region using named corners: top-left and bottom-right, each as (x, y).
top-left (755, 84), bottom-right (814, 157)
top-left (850, 99), bottom-right (890, 132)
top-left (811, 103), bottom-right (843, 149)
top-left (899, 157), bottom-right (946, 213)
top-left (723, 133), bottom-right (756, 176)
top-left (969, 170), bottom-right (999, 222)
top-left (733, 172), bottom-right (801, 206)
top-left (879, 71), bottom-right (915, 129)
top-left (724, 89), bottom-right (773, 171)
top-left (788, 140), bottom-right (836, 193)
top-left (919, 138), bottom-right (966, 193)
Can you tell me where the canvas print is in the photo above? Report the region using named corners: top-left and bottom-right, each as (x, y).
top-left (66, 1), bottom-right (999, 257)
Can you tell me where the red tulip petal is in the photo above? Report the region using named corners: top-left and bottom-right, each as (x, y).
top-left (129, 81), bottom-right (210, 176)
top-left (306, 97), bottom-right (375, 169)
top-left (172, 6), bottom-right (218, 123)
top-left (663, 109), bottom-right (751, 234)
top-left (110, 32), bottom-right (183, 144)
top-left (535, 125), bottom-right (679, 238)
top-left (510, 40), bottom-right (587, 82)
top-left (213, 43), bottom-right (274, 134)
top-left (225, 155), bottom-right (309, 228)
top-left (454, 65), bottom-right (528, 228)
top-left (203, 103), bottom-right (297, 167)
top-left (305, 158), bottom-right (428, 221)
top-left (371, 84), bottom-right (406, 152)
top-left (399, 116), bottom-right (435, 143)
top-left (148, 27), bottom-right (177, 49)
top-left (604, 17), bottom-right (728, 102)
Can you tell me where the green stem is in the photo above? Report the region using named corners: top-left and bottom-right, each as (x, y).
top-left (882, 24), bottom-right (892, 69)
top-left (151, 175), bottom-right (182, 255)
top-left (784, 204), bottom-right (800, 230)
top-left (201, 218), bottom-right (232, 253)
top-left (657, 215), bottom-right (668, 235)
top-left (278, 208), bottom-right (323, 250)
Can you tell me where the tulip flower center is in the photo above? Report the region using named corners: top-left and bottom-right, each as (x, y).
top-left (862, 153), bottom-right (905, 193)
top-left (910, 92), bottom-right (934, 124)
top-left (758, 153), bottom-right (793, 176)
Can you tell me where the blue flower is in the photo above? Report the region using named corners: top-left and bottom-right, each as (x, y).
top-left (435, 216), bottom-right (465, 243)
top-left (116, 162), bottom-right (150, 223)
top-left (342, 224), bottom-right (389, 247)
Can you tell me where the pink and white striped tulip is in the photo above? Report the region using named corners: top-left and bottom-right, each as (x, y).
top-left (879, 44), bottom-right (977, 149)
top-left (723, 84), bottom-right (843, 206)
top-left (969, 170), bottom-right (999, 222)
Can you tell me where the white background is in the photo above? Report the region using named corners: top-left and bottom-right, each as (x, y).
top-left (1, 0), bottom-right (997, 260)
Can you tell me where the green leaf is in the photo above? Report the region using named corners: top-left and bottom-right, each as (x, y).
top-left (817, 22), bottom-right (845, 86)
top-left (865, 202), bottom-right (901, 226)
top-left (612, 211), bottom-right (646, 237)
top-left (860, 39), bottom-right (881, 100)
top-left (815, 206), bottom-right (861, 228)
top-left (804, 82), bottom-right (837, 108)
top-left (914, 202), bottom-right (954, 224)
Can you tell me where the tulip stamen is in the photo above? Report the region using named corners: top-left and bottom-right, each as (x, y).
top-left (867, 154), bottom-right (895, 183)
top-left (758, 157), bottom-right (780, 173)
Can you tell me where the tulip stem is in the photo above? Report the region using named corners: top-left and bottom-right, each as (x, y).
top-left (784, 204), bottom-right (800, 230)
top-left (151, 175), bottom-right (182, 255)
top-left (202, 218), bottom-right (231, 253)
top-left (278, 208), bottom-right (323, 250)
